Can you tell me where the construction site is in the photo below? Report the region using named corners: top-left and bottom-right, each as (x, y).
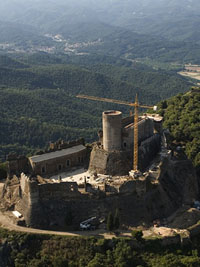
top-left (1, 95), bottom-right (199, 234)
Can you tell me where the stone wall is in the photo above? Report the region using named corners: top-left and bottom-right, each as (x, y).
top-left (38, 182), bottom-right (81, 200)
top-left (49, 138), bottom-right (85, 151)
top-left (121, 115), bottom-right (134, 128)
top-left (89, 133), bottom-right (161, 175)
top-left (7, 155), bottom-right (29, 177)
top-left (138, 134), bottom-right (161, 171)
top-left (122, 118), bottom-right (154, 150)
top-left (89, 146), bottom-right (132, 175)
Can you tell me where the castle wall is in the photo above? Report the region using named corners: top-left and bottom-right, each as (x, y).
top-left (4, 155), bottom-right (199, 230)
top-left (89, 146), bottom-right (132, 175)
top-left (138, 134), bottom-right (161, 171)
top-left (16, 174), bottom-right (83, 226)
top-left (7, 155), bottom-right (29, 177)
top-left (122, 118), bottom-right (154, 150)
top-left (121, 115), bottom-right (134, 127)
top-left (38, 182), bottom-right (81, 199)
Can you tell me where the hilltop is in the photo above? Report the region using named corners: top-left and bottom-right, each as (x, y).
top-left (158, 87), bottom-right (200, 174)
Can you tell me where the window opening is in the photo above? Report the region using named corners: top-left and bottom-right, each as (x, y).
top-left (58, 164), bottom-right (62, 171)
top-left (42, 166), bottom-right (46, 174)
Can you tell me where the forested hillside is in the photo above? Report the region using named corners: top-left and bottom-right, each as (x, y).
top-left (1, 228), bottom-right (200, 266)
top-left (158, 88), bottom-right (200, 174)
top-left (0, 54), bottom-right (192, 160)
top-left (80, 30), bottom-right (200, 64)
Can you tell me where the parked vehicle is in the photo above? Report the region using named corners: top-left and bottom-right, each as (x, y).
top-left (80, 217), bottom-right (97, 230)
top-left (12, 211), bottom-right (23, 218)
top-left (80, 223), bottom-right (91, 230)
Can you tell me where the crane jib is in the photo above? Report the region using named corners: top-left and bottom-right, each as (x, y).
top-left (76, 94), bottom-right (155, 172)
top-left (76, 95), bottom-right (154, 109)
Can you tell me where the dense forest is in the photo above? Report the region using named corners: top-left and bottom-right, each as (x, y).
top-left (158, 88), bottom-right (200, 174)
top-left (0, 54), bottom-right (192, 161)
top-left (1, 227), bottom-right (200, 267)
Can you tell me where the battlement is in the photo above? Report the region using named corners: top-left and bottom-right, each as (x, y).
top-left (48, 138), bottom-right (85, 152)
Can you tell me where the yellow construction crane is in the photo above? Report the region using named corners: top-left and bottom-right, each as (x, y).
top-left (76, 94), bottom-right (156, 172)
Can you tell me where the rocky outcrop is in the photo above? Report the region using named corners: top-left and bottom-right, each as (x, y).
top-left (159, 158), bottom-right (198, 205)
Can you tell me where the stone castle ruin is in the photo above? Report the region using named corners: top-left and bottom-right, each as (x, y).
top-left (1, 111), bottom-right (199, 229)
top-left (89, 111), bottom-right (163, 175)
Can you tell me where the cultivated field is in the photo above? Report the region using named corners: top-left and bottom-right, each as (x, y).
top-left (179, 64), bottom-right (200, 81)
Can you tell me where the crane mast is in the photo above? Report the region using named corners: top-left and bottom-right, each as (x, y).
top-left (76, 94), bottom-right (154, 172)
top-left (133, 94), bottom-right (139, 171)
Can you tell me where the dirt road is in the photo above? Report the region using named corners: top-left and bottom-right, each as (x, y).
top-left (0, 207), bottom-right (119, 239)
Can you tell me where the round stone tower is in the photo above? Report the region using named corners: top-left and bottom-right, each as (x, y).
top-left (102, 110), bottom-right (122, 151)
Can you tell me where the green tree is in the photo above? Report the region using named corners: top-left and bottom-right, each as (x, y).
top-left (113, 240), bottom-right (134, 267)
top-left (87, 253), bottom-right (106, 267)
top-left (107, 212), bottom-right (114, 232)
top-left (0, 162), bottom-right (8, 180)
top-left (52, 256), bottom-right (68, 267)
top-left (113, 209), bottom-right (120, 230)
top-left (131, 230), bottom-right (143, 242)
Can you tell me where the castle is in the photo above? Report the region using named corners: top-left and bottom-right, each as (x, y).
top-left (1, 110), bottom-right (198, 229)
